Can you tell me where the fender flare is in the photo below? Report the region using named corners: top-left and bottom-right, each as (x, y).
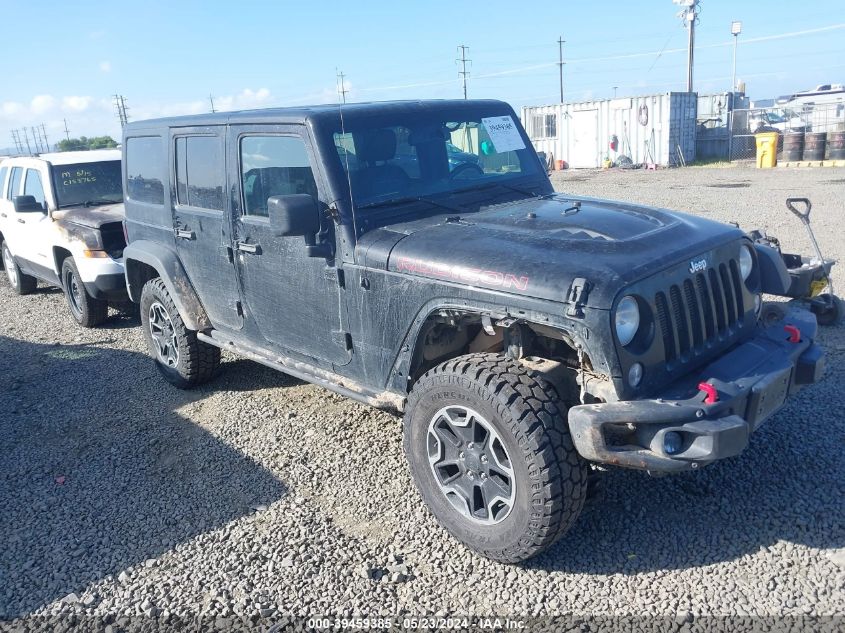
top-left (386, 298), bottom-right (595, 394)
top-left (123, 240), bottom-right (210, 331)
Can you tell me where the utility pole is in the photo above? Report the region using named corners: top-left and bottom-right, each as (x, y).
top-left (31, 126), bottom-right (43, 153)
top-left (22, 128), bottom-right (32, 155)
top-left (336, 70), bottom-right (349, 104)
top-left (674, 0), bottom-right (699, 92)
top-left (63, 118), bottom-right (71, 141)
top-left (40, 123), bottom-right (50, 152)
top-left (731, 21), bottom-right (742, 92)
top-left (113, 94), bottom-right (129, 127)
top-left (456, 45), bottom-right (471, 99)
top-left (11, 130), bottom-right (22, 154)
top-left (557, 37), bottom-right (566, 103)
top-left (613, 86), bottom-right (618, 98)
top-left (209, 94), bottom-right (216, 113)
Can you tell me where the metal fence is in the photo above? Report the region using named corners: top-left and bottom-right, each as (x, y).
top-left (728, 102), bottom-right (845, 161)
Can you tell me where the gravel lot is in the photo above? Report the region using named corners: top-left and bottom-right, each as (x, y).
top-left (1, 166), bottom-right (843, 627)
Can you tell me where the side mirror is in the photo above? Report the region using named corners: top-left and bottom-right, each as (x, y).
top-left (267, 194), bottom-right (320, 237)
top-left (13, 195), bottom-right (44, 213)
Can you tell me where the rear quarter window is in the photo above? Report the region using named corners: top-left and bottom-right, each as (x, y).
top-left (126, 136), bottom-right (165, 205)
top-left (0, 166), bottom-right (7, 198)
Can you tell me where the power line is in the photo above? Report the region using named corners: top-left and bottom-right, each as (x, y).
top-left (456, 45), bottom-right (471, 99)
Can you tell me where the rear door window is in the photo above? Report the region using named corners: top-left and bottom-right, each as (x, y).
top-left (175, 136), bottom-right (224, 211)
top-left (0, 166), bottom-right (7, 198)
top-left (126, 136), bottom-right (165, 205)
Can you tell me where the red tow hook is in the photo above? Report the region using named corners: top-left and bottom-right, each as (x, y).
top-left (784, 324), bottom-right (801, 343)
top-left (698, 382), bottom-right (719, 404)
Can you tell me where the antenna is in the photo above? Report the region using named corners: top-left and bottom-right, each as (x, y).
top-left (336, 73), bottom-right (357, 247)
top-left (209, 94), bottom-right (216, 113)
top-left (456, 45), bottom-right (471, 99)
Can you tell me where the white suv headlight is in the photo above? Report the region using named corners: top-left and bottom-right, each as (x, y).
top-left (615, 296), bottom-right (641, 346)
top-left (739, 244), bottom-right (754, 281)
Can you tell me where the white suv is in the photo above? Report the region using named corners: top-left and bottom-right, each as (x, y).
top-left (0, 149), bottom-right (128, 326)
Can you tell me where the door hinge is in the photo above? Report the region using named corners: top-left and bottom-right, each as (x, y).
top-left (324, 268), bottom-right (345, 288)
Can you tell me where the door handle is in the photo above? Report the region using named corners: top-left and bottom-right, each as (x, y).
top-left (17, 218), bottom-right (25, 224)
top-left (175, 228), bottom-right (195, 240)
top-left (236, 241), bottom-right (260, 254)
top-left (0, 212), bottom-right (6, 218)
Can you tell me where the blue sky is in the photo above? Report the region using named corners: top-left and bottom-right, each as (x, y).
top-left (1, 0), bottom-right (843, 144)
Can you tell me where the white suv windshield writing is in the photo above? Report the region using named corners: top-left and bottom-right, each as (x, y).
top-left (51, 160), bottom-right (123, 208)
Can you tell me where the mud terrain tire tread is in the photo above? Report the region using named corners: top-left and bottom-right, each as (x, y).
top-left (404, 352), bottom-right (588, 563)
top-left (140, 277), bottom-right (220, 389)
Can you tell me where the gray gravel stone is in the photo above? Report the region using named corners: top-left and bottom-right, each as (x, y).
top-left (0, 166), bottom-right (842, 622)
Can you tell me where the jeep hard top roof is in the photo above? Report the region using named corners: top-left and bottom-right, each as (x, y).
top-left (123, 99), bottom-right (512, 130)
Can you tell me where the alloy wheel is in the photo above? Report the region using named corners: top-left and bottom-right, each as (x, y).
top-left (427, 405), bottom-right (516, 525)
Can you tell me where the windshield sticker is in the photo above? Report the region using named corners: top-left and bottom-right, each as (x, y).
top-left (61, 168), bottom-right (97, 186)
top-left (481, 116), bottom-right (526, 152)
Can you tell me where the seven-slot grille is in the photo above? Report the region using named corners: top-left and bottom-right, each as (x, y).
top-left (654, 259), bottom-right (745, 366)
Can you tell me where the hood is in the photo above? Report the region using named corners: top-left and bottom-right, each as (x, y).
top-left (51, 203), bottom-right (125, 229)
top-left (356, 194), bottom-right (744, 309)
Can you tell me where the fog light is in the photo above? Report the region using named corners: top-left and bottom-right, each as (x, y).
top-left (628, 362), bottom-right (643, 387)
top-left (663, 431), bottom-right (683, 455)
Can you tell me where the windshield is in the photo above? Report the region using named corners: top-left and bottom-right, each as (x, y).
top-left (50, 160), bottom-right (123, 208)
top-left (332, 110), bottom-right (541, 209)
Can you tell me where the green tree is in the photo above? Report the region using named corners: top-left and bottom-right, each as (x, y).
top-left (57, 135), bottom-right (118, 152)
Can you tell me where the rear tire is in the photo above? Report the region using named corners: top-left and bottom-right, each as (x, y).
top-left (403, 352), bottom-right (588, 563)
top-left (2, 241), bottom-right (37, 295)
top-left (62, 258), bottom-right (108, 327)
top-left (140, 277), bottom-right (220, 388)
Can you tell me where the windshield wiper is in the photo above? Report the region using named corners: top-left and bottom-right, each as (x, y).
top-left (456, 181), bottom-right (545, 198)
top-left (358, 195), bottom-right (463, 214)
top-left (82, 198), bottom-right (122, 207)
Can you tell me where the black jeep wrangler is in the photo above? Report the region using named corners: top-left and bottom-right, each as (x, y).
top-left (122, 100), bottom-right (825, 563)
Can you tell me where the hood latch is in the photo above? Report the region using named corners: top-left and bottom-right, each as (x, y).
top-left (566, 278), bottom-right (593, 318)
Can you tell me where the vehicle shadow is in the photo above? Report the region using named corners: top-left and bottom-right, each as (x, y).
top-left (529, 333), bottom-right (845, 574)
top-left (215, 357), bottom-right (306, 392)
top-left (0, 335), bottom-right (288, 619)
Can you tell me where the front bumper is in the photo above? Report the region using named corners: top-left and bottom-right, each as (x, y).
top-left (83, 272), bottom-right (129, 301)
top-left (568, 307), bottom-right (824, 472)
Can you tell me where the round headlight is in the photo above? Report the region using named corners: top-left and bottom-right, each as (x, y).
top-left (739, 244), bottom-right (754, 281)
top-left (615, 296), bottom-right (641, 346)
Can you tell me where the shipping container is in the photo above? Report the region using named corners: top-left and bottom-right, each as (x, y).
top-left (521, 92), bottom-right (697, 168)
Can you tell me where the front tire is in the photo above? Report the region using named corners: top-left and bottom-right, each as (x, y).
top-left (62, 258), bottom-right (108, 327)
top-left (403, 353), bottom-right (588, 563)
top-left (139, 278), bottom-right (220, 389)
top-left (2, 241), bottom-right (37, 295)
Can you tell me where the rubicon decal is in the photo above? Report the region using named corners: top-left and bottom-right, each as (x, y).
top-left (396, 257), bottom-right (529, 291)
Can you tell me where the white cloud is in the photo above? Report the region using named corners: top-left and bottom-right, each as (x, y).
top-left (213, 88), bottom-right (274, 112)
top-left (62, 96), bottom-right (92, 112)
top-left (31, 95), bottom-right (56, 114)
top-left (99, 61), bottom-right (111, 73)
top-left (2, 101), bottom-right (24, 117)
